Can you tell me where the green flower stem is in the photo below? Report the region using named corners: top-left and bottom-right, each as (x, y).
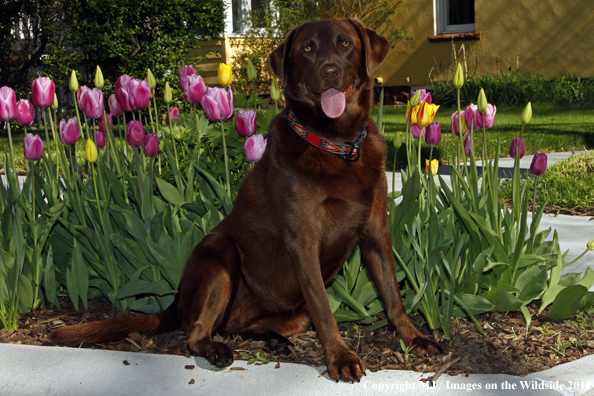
top-left (150, 95), bottom-right (162, 174)
top-left (149, 157), bottom-right (154, 210)
top-left (457, 88), bottom-right (463, 169)
top-left (532, 176), bottom-right (538, 217)
top-left (168, 105), bottom-right (179, 166)
top-left (102, 111), bottom-right (122, 175)
top-left (68, 145), bottom-right (87, 227)
top-left (134, 148), bottom-right (144, 199)
top-left (41, 111), bottom-right (53, 179)
top-left (417, 135), bottom-right (422, 175)
top-left (72, 92), bottom-right (85, 139)
top-left (29, 160), bottom-right (35, 221)
top-left (91, 162), bottom-right (105, 231)
top-left (405, 122), bottom-right (411, 170)
top-left (564, 248), bottom-right (592, 269)
top-left (220, 120), bottom-right (231, 196)
top-left (428, 146), bottom-right (434, 207)
top-left (6, 121), bottom-right (16, 175)
top-left (47, 108), bottom-right (61, 187)
top-left (391, 146), bottom-right (398, 195)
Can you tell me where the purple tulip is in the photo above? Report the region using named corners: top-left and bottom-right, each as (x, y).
top-left (16, 99), bottom-right (35, 126)
top-left (477, 104), bottom-right (497, 129)
top-left (235, 109), bottom-right (257, 137)
top-left (425, 123), bottom-right (441, 146)
top-left (184, 74), bottom-right (207, 104)
top-left (23, 133), bottom-right (44, 160)
top-left (530, 153), bottom-right (547, 176)
top-left (412, 88), bottom-right (432, 104)
top-left (451, 110), bottom-right (470, 136)
top-left (143, 133), bottom-right (159, 158)
top-left (31, 77), bottom-right (55, 108)
top-left (115, 74), bottom-right (135, 112)
top-left (95, 130), bottom-right (106, 149)
top-left (59, 117), bottom-right (81, 145)
top-left (465, 104), bottom-right (480, 130)
top-left (98, 113), bottom-right (113, 133)
top-left (509, 137), bottom-right (525, 159)
top-left (82, 88), bottom-right (104, 119)
top-left (201, 87), bottom-right (234, 122)
top-left (129, 78), bottom-right (151, 110)
top-left (0, 86), bottom-right (17, 121)
top-left (77, 86), bottom-right (90, 110)
top-left (411, 123), bottom-right (425, 139)
top-left (244, 134), bottom-right (267, 162)
top-left (108, 94), bottom-right (123, 116)
top-left (126, 120), bottom-right (146, 148)
top-left (166, 107), bottom-right (179, 126)
top-left (179, 65), bottom-right (197, 91)
top-left (464, 136), bottom-right (474, 158)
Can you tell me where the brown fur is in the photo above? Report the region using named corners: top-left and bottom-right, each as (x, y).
top-left (51, 19), bottom-right (441, 382)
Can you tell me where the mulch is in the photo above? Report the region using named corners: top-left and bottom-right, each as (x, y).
top-left (2, 297), bottom-right (594, 377)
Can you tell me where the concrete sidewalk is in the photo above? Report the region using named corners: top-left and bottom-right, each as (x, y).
top-left (1, 151), bottom-right (593, 396)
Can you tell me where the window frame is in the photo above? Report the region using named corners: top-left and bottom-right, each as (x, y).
top-left (434, 0), bottom-right (476, 35)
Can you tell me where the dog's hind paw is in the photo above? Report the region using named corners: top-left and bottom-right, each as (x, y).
top-left (326, 348), bottom-right (366, 383)
top-left (200, 341), bottom-right (234, 368)
top-left (411, 336), bottom-right (443, 357)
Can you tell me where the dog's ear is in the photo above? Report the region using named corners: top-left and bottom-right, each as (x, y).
top-left (269, 26), bottom-right (300, 87)
top-left (348, 19), bottom-right (390, 77)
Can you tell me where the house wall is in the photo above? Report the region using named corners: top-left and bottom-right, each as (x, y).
top-left (374, 0), bottom-right (594, 89)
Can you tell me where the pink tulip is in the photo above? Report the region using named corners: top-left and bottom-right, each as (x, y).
top-left (244, 133), bottom-right (267, 162)
top-left (126, 120), bottom-right (146, 148)
top-left (166, 107), bottom-right (179, 126)
top-left (143, 133), bottom-right (159, 158)
top-left (530, 153), bottom-right (547, 176)
top-left (0, 86), bottom-right (17, 121)
top-left (411, 123), bottom-right (425, 139)
top-left (184, 74), bottom-right (207, 104)
top-left (23, 133), bottom-right (44, 160)
top-left (509, 138), bottom-right (525, 159)
top-left (425, 123), bottom-right (441, 146)
top-left (98, 113), bottom-right (113, 133)
top-left (77, 86), bottom-right (91, 110)
top-left (179, 65), bottom-right (197, 91)
top-left (129, 79), bottom-right (151, 110)
top-left (464, 135), bottom-right (474, 158)
top-left (31, 77), bottom-right (55, 108)
top-left (477, 104), bottom-right (497, 129)
top-left (115, 74), bottom-right (135, 112)
top-left (82, 88), bottom-right (104, 119)
top-left (95, 130), bottom-right (106, 148)
top-left (465, 104), bottom-right (480, 130)
top-left (201, 87), bottom-right (234, 122)
top-left (59, 117), bottom-right (81, 145)
top-left (16, 99), bottom-right (35, 126)
top-left (235, 109), bottom-right (256, 137)
top-left (451, 110), bottom-right (470, 136)
top-left (108, 94), bottom-right (123, 116)
top-left (412, 88), bottom-right (432, 104)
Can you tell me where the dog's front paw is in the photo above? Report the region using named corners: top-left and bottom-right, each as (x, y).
top-left (410, 335), bottom-right (443, 357)
top-left (326, 348), bottom-right (366, 383)
top-left (194, 341), bottom-right (234, 368)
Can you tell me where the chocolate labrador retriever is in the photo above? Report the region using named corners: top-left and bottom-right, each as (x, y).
top-left (51, 18), bottom-right (440, 382)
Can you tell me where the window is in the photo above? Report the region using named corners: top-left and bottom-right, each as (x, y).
top-left (224, 0), bottom-right (271, 36)
top-left (435, 0), bottom-right (475, 35)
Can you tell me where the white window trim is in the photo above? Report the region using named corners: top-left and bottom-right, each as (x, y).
top-left (223, 0), bottom-right (280, 38)
top-left (434, 0), bottom-right (476, 35)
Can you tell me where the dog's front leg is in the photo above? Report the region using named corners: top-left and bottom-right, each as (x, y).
top-left (284, 236), bottom-right (366, 383)
top-left (359, 213), bottom-right (442, 357)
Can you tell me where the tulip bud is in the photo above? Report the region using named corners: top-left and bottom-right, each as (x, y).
top-left (464, 136), bottom-right (474, 158)
top-left (477, 88), bottom-right (488, 113)
top-left (587, 239), bottom-right (594, 251)
top-left (393, 132), bottom-right (402, 149)
top-left (218, 63), bottom-right (233, 86)
top-left (95, 130), bottom-right (106, 149)
top-left (509, 137), bottom-right (525, 159)
top-left (143, 133), bottom-right (159, 158)
top-left (94, 66), bottom-right (104, 89)
top-left (146, 68), bottom-right (156, 90)
top-left (51, 93), bottom-right (58, 110)
top-left (425, 123), bottom-right (441, 146)
top-left (529, 153), bottom-right (547, 176)
top-left (166, 106), bottom-right (178, 126)
top-left (411, 123), bottom-right (425, 139)
top-left (164, 82), bottom-right (172, 104)
top-left (70, 70), bottom-right (79, 93)
top-left (425, 159), bottom-right (438, 176)
top-left (453, 63), bottom-right (464, 89)
top-left (451, 110), bottom-right (470, 137)
top-left (247, 59), bottom-right (257, 82)
top-left (23, 133), bottom-right (44, 161)
top-left (270, 78), bottom-right (281, 102)
top-left (409, 90), bottom-right (421, 108)
top-left (126, 120), bottom-right (146, 148)
top-left (201, 87), bottom-right (234, 122)
top-left (59, 117), bottom-right (81, 145)
top-left (85, 138), bottom-right (98, 163)
top-left (235, 109), bottom-right (257, 137)
top-left (31, 77), bottom-right (55, 108)
top-left (521, 102), bottom-right (532, 124)
top-left (244, 133), bottom-right (267, 162)
top-left (16, 99), bottom-right (35, 126)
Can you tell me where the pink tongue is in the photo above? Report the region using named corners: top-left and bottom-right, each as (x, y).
top-left (321, 88), bottom-right (346, 118)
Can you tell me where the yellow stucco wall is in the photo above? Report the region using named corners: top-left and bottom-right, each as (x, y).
top-left (375, 0), bottom-right (594, 88)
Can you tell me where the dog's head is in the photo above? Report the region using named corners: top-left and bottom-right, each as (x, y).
top-left (270, 19), bottom-right (389, 126)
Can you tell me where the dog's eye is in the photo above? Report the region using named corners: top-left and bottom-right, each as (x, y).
top-left (342, 41), bottom-right (350, 47)
top-left (304, 46), bottom-right (311, 52)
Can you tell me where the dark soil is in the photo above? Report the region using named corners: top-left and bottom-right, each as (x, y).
top-left (2, 298), bottom-right (594, 377)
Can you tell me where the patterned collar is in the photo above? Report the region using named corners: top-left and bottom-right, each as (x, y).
top-left (286, 110), bottom-right (367, 162)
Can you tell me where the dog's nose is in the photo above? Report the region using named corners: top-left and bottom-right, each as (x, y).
top-left (320, 63), bottom-right (341, 82)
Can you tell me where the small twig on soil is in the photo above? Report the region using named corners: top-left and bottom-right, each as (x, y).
top-left (126, 337), bottom-right (142, 351)
top-left (363, 346), bottom-right (375, 360)
top-left (425, 356), bottom-right (461, 387)
top-left (319, 369), bottom-right (328, 378)
top-left (287, 345), bottom-right (303, 363)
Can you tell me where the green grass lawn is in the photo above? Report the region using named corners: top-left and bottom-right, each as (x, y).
top-left (375, 103), bottom-right (594, 166)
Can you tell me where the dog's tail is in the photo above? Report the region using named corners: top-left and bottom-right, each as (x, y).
top-left (50, 303), bottom-right (180, 347)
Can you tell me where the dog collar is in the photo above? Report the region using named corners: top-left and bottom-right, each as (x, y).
top-left (286, 110), bottom-right (367, 162)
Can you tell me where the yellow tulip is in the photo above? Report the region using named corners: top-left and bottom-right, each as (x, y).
top-left (146, 68), bottom-right (156, 89)
top-left (51, 93), bottom-right (58, 110)
top-left (218, 63), bottom-right (233, 86)
top-left (417, 102), bottom-right (440, 128)
top-left (426, 159), bottom-right (439, 176)
top-left (270, 78), bottom-right (281, 102)
top-left (94, 65), bottom-right (104, 89)
top-left (164, 82), bottom-right (172, 104)
top-left (85, 138), bottom-right (98, 163)
top-left (409, 103), bottom-right (421, 124)
top-left (69, 70), bottom-right (79, 93)
top-left (453, 63), bottom-right (464, 89)
top-left (521, 102), bottom-right (532, 124)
